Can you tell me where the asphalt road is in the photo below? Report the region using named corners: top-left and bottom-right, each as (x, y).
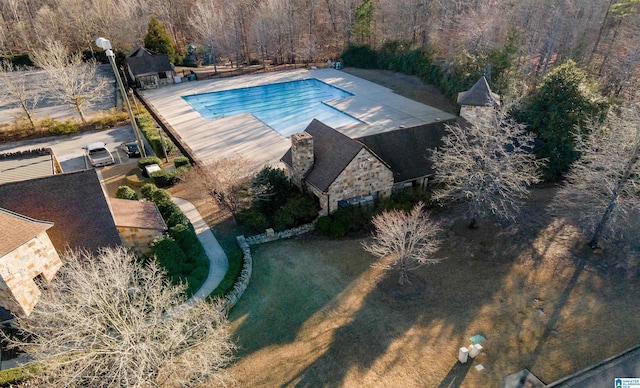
top-left (0, 125), bottom-right (152, 172)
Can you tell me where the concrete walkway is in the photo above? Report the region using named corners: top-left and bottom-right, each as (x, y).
top-left (173, 197), bottom-right (229, 303)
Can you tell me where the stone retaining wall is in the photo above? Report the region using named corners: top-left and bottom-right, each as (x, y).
top-left (221, 235), bottom-right (252, 314)
top-left (245, 223), bottom-right (315, 245)
top-left (222, 223), bottom-right (315, 313)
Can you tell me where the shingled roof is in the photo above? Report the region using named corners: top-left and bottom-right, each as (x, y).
top-left (358, 119), bottom-right (455, 183)
top-left (0, 148), bottom-right (58, 184)
top-left (126, 46), bottom-right (172, 77)
top-left (281, 119), bottom-right (367, 192)
top-left (0, 208), bottom-right (53, 258)
top-left (0, 169), bottom-right (121, 253)
top-left (110, 198), bottom-right (167, 231)
top-left (457, 76), bottom-right (500, 107)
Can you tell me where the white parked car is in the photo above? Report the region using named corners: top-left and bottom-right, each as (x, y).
top-left (85, 142), bottom-right (115, 167)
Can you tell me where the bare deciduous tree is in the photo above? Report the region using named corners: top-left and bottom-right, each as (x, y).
top-left (4, 246), bottom-right (235, 387)
top-left (363, 202), bottom-right (442, 286)
top-left (431, 109), bottom-right (543, 228)
top-left (186, 157), bottom-right (257, 214)
top-left (0, 61), bottom-right (43, 130)
top-left (553, 104), bottom-right (640, 249)
top-left (31, 40), bottom-right (107, 123)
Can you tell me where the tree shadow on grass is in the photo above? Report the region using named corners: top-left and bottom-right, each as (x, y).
top-left (437, 360), bottom-right (475, 388)
top-left (229, 188), bottom-right (561, 386)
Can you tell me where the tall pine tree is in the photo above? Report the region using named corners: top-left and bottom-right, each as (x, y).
top-left (144, 16), bottom-right (177, 63)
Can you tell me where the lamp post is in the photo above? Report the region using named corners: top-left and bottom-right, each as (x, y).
top-left (95, 37), bottom-right (146, 158)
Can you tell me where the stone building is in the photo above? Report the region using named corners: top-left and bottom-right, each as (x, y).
top-left (110, 198), bottom-right (167, 254)
top-left (0, 208), bottom-right (62, 317)
top-left (126, 46), bottom-right (174, 89)
top-left (457, 76), bottom-right (500, 127)
top-left (281, 119), bottom-right (394, 215)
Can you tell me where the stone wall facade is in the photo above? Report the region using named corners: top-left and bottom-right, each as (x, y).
top-left (0, 231), bottom-right (62, 316)
top-left (310, 148), bottom-right (394, 214)
top-left (117, 226), bottom-right (164, 255)
top-left (460, 105), bottom-right (496, 128)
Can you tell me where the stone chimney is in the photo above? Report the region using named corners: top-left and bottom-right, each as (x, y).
top-left (291, 131), bottom-right (314, 188)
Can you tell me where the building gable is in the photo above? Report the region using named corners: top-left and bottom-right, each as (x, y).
top-left (0, 169), bottom-right (121, 253)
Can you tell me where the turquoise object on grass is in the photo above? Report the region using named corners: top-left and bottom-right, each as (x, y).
top-left (470, 334), bottom-right (486, 344)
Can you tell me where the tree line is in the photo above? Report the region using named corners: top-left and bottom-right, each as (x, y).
top-left (0, 0), bottom-right (638, 95)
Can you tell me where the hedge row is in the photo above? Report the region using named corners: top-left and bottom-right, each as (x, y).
top-left (135, 113), bottom-right (175, 159)
top-left (341, 35), bottom-right (519, 100)
top-left (136, 156), bottom-right (190, 188)
top-left (145, 185), bottom-right (209, 295)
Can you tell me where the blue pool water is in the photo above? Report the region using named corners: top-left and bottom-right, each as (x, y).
top-left (183, 79), bottom-right (362, 137)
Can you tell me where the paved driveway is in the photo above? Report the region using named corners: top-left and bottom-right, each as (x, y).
top-left (0, 125), bottom-right (151, 173)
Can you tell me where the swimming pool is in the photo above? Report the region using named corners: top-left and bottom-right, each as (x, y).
top-left (183, 78), bottom-right (362, 137)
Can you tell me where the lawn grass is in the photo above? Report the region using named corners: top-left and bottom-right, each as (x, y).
top-left (224, 187), bottom-right (640, 387)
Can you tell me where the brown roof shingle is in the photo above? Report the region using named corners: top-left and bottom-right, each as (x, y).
top-left (457, 76), bottom-right (500, 106)
top-left (0, 208), bottom-right (53, 258)
top-left (0, 169), bottom-right (121, 253)
top-left (126, 46), bottom-right (172, 76)
top-left (110, 198), bottom-right (167, 231)
top-left (281, 119), bottom-right (365, 192)
top-left (358, 119), bottom-right (456, 182)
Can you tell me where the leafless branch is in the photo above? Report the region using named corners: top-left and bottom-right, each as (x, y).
top-left (3, 246), bottom-right (235, 387)
top-left (363, 202), bottom-right (442, 285)
top-left (431, 108), bottom-right (544, 227)
top-left (552, 104), bottom-right (640, 248)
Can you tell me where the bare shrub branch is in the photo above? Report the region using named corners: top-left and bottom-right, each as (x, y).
top-left (185, 157), bottom-right (258, 214)
top-left (363, 202), bottom-right (442, 285)
top-left (552, 104), bottom-right (640, 248)
top-left (31, 40), bottom-right (107, 123)
top-left (431, 108), bottom-right (544, 227)
top-left (4, 246), bottom-right (235, 387)
top-left (0, 61), bottom-right (43, 130)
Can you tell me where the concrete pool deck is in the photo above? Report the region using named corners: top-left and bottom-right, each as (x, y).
top-left (139, 68), bottom-right (456, 167)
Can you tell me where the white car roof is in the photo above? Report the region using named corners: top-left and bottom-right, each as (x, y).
top-left (86, 142), bottom-right (107, 150)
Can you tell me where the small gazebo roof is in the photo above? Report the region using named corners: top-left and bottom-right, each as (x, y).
top-left (457, 76), bottom-right (500, 107)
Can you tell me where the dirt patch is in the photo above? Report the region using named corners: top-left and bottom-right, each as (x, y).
top-left (342, 67), bottom-right (458, 114)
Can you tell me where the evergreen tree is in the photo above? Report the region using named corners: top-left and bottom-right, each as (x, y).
top-left (144, 16), bottom-right (177, 62)
top-left (513, 60), bottom-right (609, 181)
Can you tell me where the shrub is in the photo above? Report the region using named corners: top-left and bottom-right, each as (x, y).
top-left (189, 265), bottom-right (209, 283)
top-left (92, 109), bottom-right (129, 130)
top-left (236, 208), bottom-right (270, 234)
top-left (151, 237), bottom-right (188, 275)
top-left (39, 118), bottom-right (79, 136)
top-left (273, 211), bottom-right (296, 231)
top-left (169, 223), bottom-right (203, 258)
top-left (151, 188), bottom-right (172, 205)
top-left (173, 156), bottom-right (190, 169)
top-left (156, 200), bottom-right (181, 221)
top-left (315, 206), bottom-right (373, 238)
top-left (251, 165), bottom-right (296, 219)
top-left (135, 113), bottom-right (176, 158)
top-left (115, 185), bottom-right (138, 200)
top-left (151, 169), bottom-right (179, 188)
top-left (137, 156), bottom-right (163, 171)
top-left (166, 210), bottom-right (190, 229)
top-left (140, 183), bottom-right (158, 200)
